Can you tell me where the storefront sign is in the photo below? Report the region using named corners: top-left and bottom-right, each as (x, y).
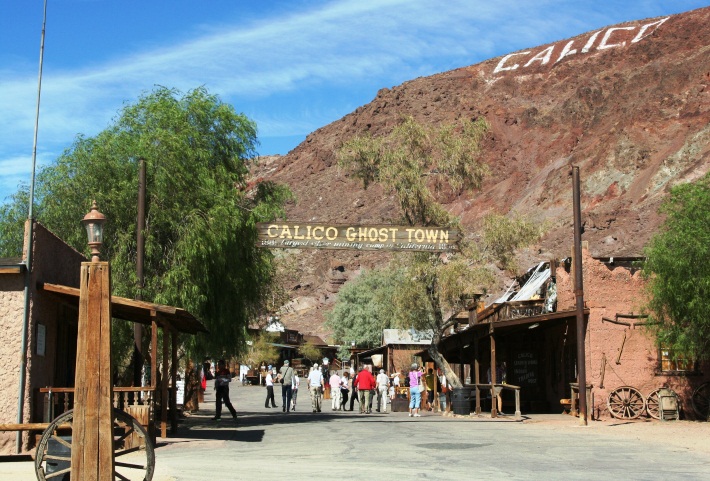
top-left (256, 222), bottom-right (460, 252)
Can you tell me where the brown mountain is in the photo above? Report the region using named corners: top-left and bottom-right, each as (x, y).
top-left (256, 7), bottom-right (710, 338)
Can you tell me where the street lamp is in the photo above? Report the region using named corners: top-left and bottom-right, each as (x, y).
top-left (81, 200), bottom-right (106, 262)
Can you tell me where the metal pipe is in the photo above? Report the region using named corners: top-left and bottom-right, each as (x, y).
top-left (17, 0), bottom-right (48, 453)
top-left (572, 166), bottom-right (588, 425)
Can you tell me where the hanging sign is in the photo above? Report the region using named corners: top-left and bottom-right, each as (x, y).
top-left (256, 222), bottom-right (460, 252)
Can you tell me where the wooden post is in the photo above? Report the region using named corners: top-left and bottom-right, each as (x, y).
top-left (474, 335), bottom-right (481, 414)
top-left (490, 328), bottom-right (497, 418)
top-left (72, 262), bottom-right (114, 480)
top-left (151, 317), bottom-right (158, 387)
top-left (161, 328), bottom-right (169, 438)
top-left (170, 329), bottom-right (178, 434)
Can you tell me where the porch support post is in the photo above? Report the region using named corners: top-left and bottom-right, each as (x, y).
top-left (490, 325), bottom-right (497, 418)
top-left (161, 326), bottom-right (169, 438)
top-left (474, 334), bottom-right (481, 415)
top-left (151, 315), bottom-right (158, 387)
top-left (71, 262), bottom-right (114, 479)
top-left (171, 329), bottom-right (178, 434)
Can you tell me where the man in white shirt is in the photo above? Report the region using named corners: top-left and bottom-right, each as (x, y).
top-left (307, 365), bottom-right (325, 413)
top-left (376, 369), bottom-right (390, 413)
top-left (329, 371), bottom-right (342, 411)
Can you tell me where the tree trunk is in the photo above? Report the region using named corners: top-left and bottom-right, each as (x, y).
top-left (425, 276), bottom-right (464, 388)
top-left (427, 344), bottom-right (463, 388)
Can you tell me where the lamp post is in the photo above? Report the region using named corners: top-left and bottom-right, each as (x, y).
top-left (81, 200), bottom-right (106, 263)
top-left (72, 201), bottom-right (115, 479)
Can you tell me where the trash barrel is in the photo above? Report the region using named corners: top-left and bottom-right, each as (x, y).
top-left (451, 387), bottom-right (473, 415)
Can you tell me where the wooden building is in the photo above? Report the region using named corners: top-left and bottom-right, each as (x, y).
top-left (431, 251), bottom-right (710, 419)
top-left (0, 222), bottom-right (206, 454)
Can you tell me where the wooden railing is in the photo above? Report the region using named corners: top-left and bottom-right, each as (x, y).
top-left (468, 383), bottom-right (522, 419)
top-left (39, 387), bottom-right (155, 424)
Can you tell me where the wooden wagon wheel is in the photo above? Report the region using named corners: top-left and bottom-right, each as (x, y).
top-left (35, 408), bottom-right (155, 481)
top-left (607, 386), bottom-right (645, 420)
top-left (645, 387), bottom-right (678, 420)
top-left (691, 381), bottom-right (710, 420)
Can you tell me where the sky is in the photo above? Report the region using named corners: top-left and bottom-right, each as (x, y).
top-left (1, 0), bottom-right (707, 206)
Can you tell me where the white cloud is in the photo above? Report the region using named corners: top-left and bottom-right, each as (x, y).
top-left (0, 0), bottom-right (701, 202)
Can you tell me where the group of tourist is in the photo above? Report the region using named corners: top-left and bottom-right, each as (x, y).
top-left (260, 361), bottom-right (436, 416)
top-left (207, 358), bottom-right (450, 421)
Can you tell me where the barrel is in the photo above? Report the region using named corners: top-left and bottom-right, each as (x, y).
top-left (451, 387), bottom-right (473, 415)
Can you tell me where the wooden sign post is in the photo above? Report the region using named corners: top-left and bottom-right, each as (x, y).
top-left (71, 261), bottom-right (114, 480)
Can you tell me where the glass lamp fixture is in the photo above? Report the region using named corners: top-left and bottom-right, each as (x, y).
top-left (81, 200), bottom-right (106, 262)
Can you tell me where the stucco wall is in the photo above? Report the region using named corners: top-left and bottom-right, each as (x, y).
top-left (0, 222), bottom-right (85, 454)
top-left (556, 250), bottom-right (709, 419)
top-left (0, 274), bottom-right (25, 453)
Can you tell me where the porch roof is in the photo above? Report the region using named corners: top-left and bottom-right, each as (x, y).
top-left (419, 308), bottom-right (588, 361)
top-left (39, 282), bottom-right (208, 335)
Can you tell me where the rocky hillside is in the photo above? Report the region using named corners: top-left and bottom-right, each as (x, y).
top-left (255, 7), bottom-right (710, 338)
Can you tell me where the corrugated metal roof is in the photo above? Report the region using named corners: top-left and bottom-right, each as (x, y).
top-left (382, 329), bottom-right (433, 345)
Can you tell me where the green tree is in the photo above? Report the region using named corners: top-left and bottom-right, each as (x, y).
top-left (643, 173), bottom-right (710, 361)
top-left (239, 332), bottom-right (280, 368)
top-left (0, 86), bottom-right (292, 362)
top-left (338, 116), bottom-right (541, 388)
top-left (325, 267), bottom-right (403, 357)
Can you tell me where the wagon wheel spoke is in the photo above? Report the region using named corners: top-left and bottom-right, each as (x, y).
top-left (51, 434), bottom-right (72, 449)
top-left (115, 472), bottom-right (131, 481)
top-left (115, 460), bottom-right (147, 469)
top-left (45, 466), bottom-right (72, 479)
top-left (115, 445), bottom-right (146, 457)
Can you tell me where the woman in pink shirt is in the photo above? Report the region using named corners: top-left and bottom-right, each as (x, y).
top-left (408, 363), bottom-right (423, 417)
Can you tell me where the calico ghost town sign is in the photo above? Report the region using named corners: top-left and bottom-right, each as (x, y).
top-left (256, 222), bottom-right (460, 253)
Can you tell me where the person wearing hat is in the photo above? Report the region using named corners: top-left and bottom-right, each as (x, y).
top-left (264, 364), bottom-right (277, 408)
top-left (278, 359), bottom-right (295, 413)
top-left (376, 369), bottom-right (390, 413)
top-left (408, 363), bottom-right (423, 417)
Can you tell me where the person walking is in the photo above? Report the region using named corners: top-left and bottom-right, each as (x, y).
top-left (408, 363), bottom-right (423, 417)
top-left (355, 365), bottom-right (376, 414)
top-left (340, 371), bottom-right (350, 410)
top-left (348, 370), bottom-right (359, 411)
top-left (291, 370), bottom-right (300, 411)
top-left (329, 370), bottom-right (342, 411)
top-left (278, 360), bottom-right (295, 413)
top-left (376, 369), bottom-right (390, 413)
top-left (264, 365), bottom-right (277, 408)
top-left (212, 359), bottom-right (237, 421)
top-left (308, 363), bottom-right (325, 412)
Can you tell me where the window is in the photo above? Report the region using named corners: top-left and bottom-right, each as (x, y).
top-left (659, 347), bottom-right (696, 374)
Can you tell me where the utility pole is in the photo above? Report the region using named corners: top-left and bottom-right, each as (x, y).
top-left (133, 158), bottom-right (146, 388)
top-left (572, 166), bottom-right (588, 425)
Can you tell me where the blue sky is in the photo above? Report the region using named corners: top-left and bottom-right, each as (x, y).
top-left (1, 0), bottom-right (707, 206)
